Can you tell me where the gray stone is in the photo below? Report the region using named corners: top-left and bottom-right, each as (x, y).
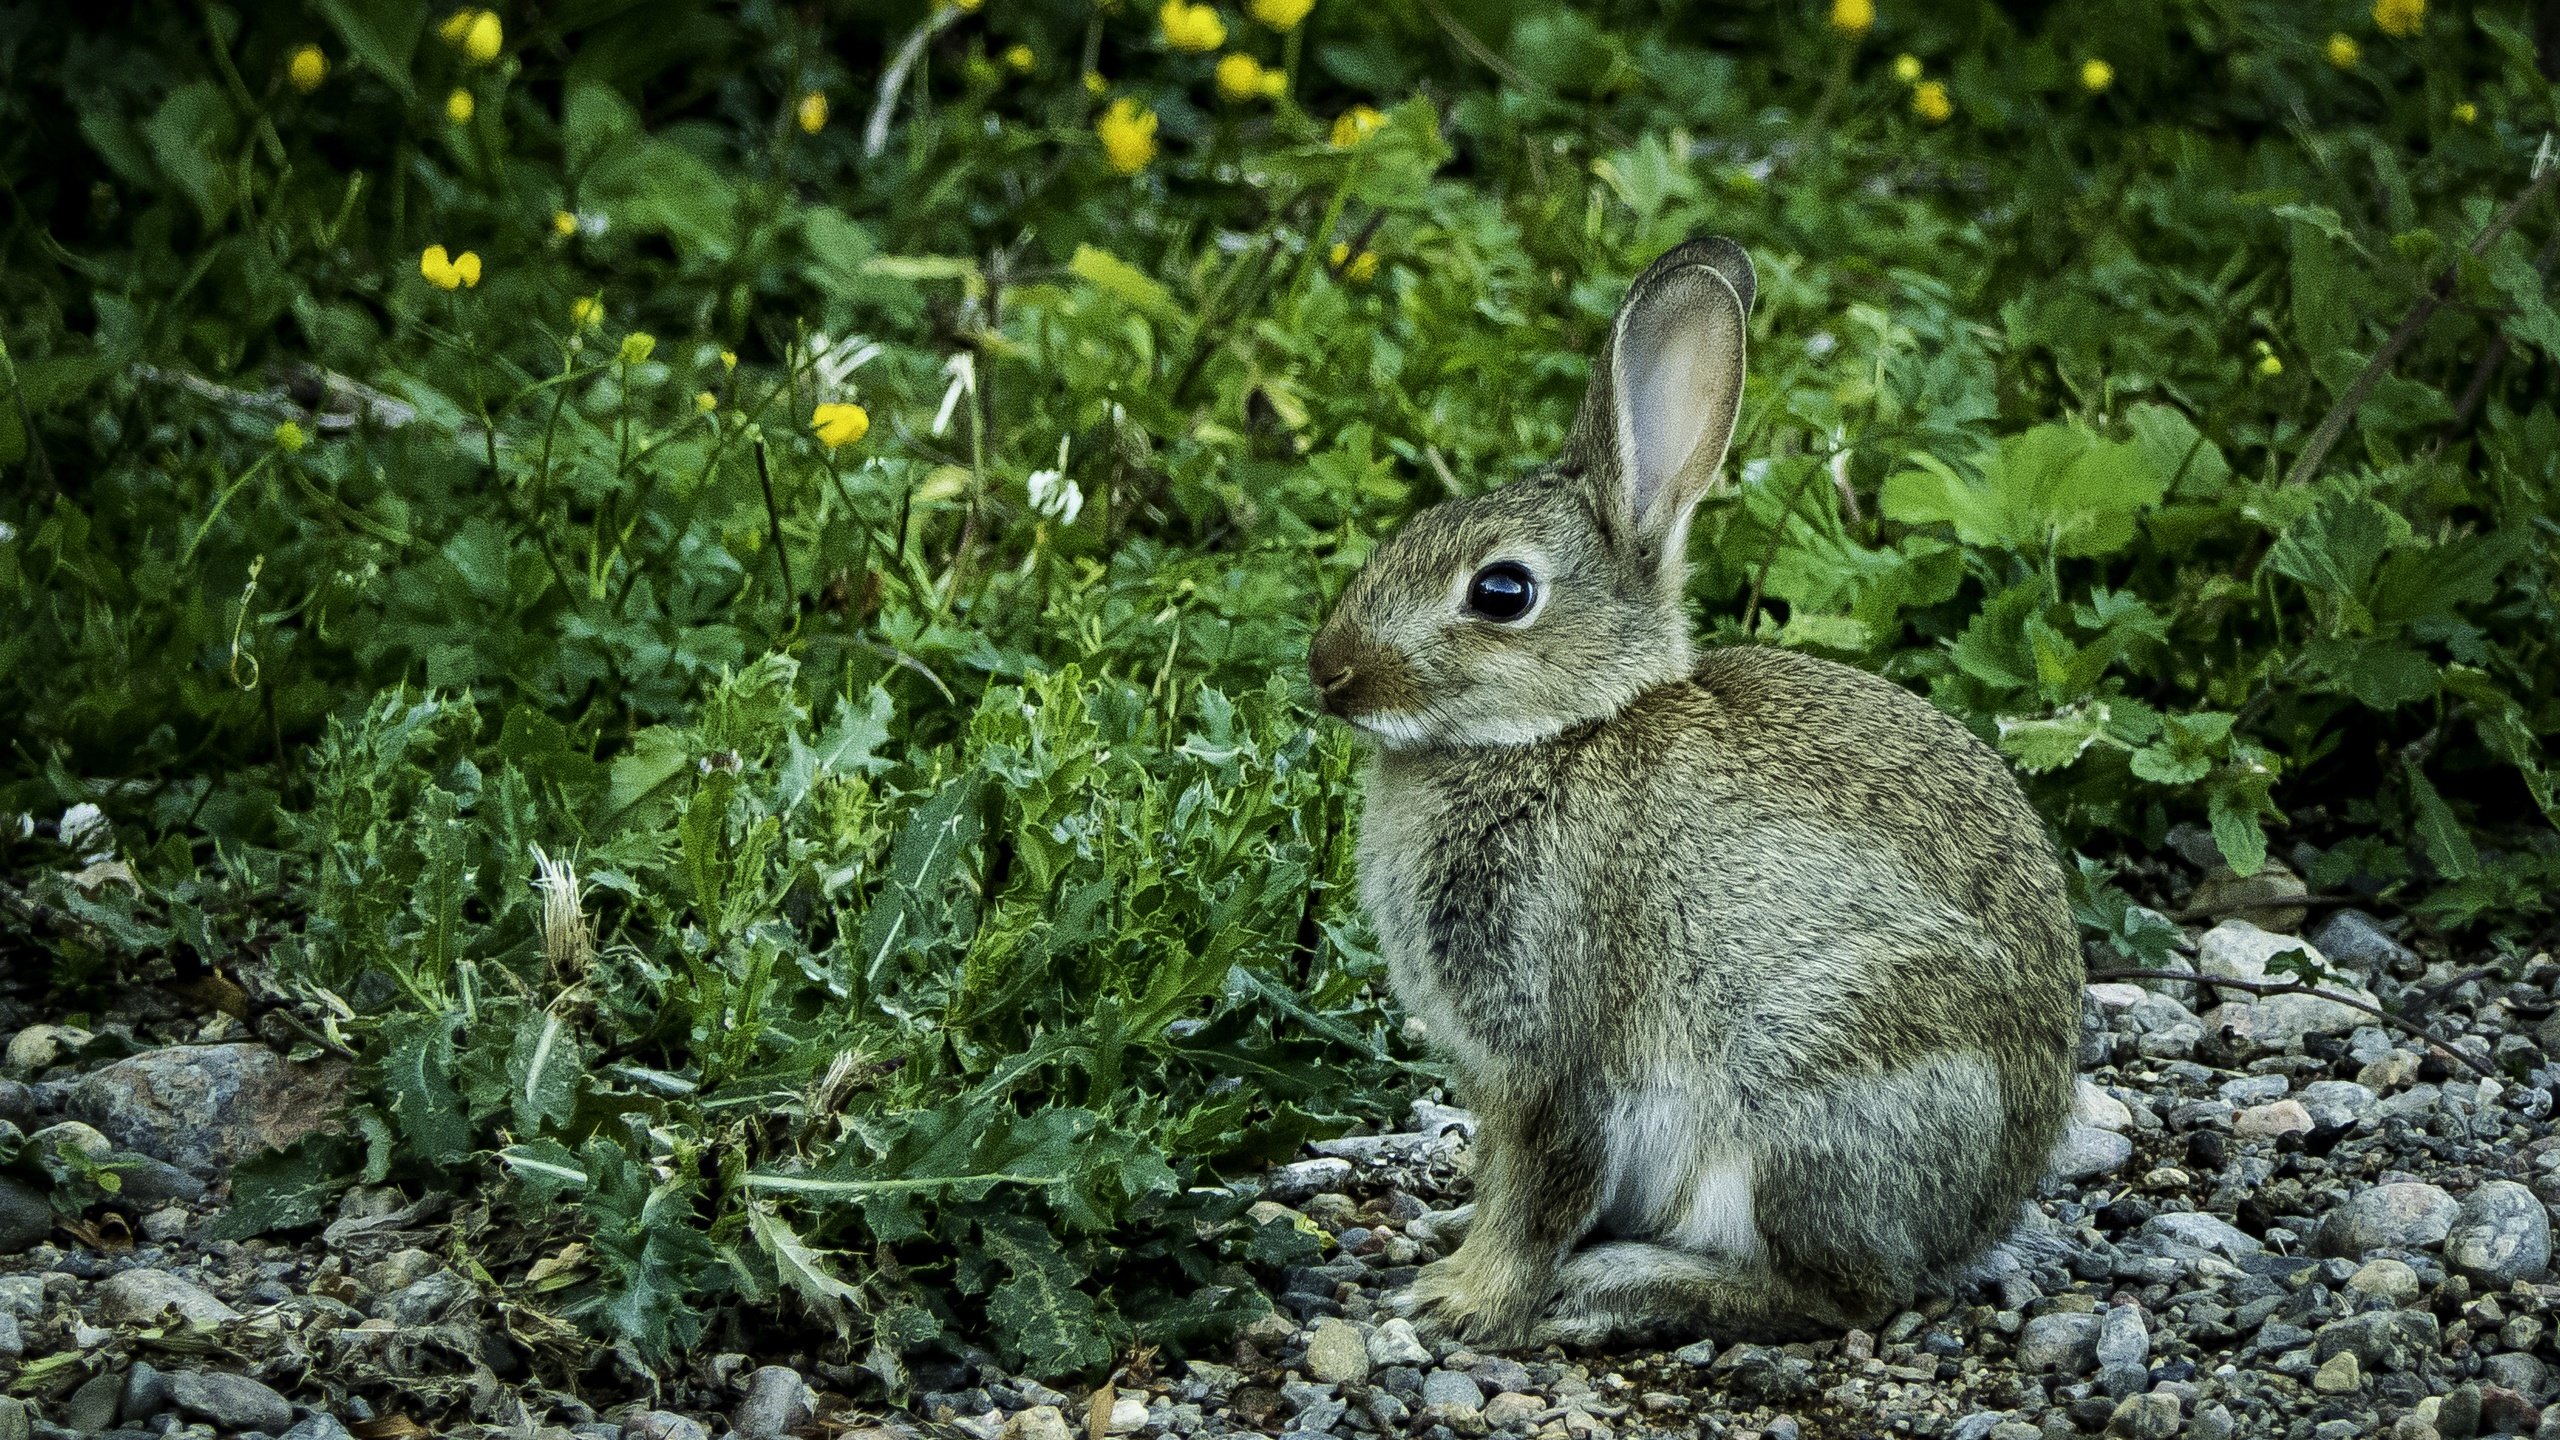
top-left (732, 1366), bottom-right (815, 1440)
top-left (2313, 1309), bottom-right (2441, 1373)
top-left (66, 1045), bottom-right (349, 1179)
top-left (2298, 1081), bottom-right (2380, 1130)
top-left (2485, 1354), bottom-right (2558, 1408)
top-left (2310, 910), bottom-right (2416, 976)
top-left (1420, 1370), bottom-right (1484, 1415)
top-left (166, 1373), bottom-right (294, 1434)
top-left (0, 1396), bottom-right (30, 1440)
top-left (0, 1310), bottom-right (18, 1360)
top-left (1365, 1317), bottom-right (1432, 1369)
top-left (1304, 1318), bottom-right (1370, 1385)
top-left (0, 1180), bottom-right (50, 1254)
top-left (2108, 1392), bottom-right (2181, 1440)
top-left (1263, 1158), bottom-right (1354, 1201)
top-left (2345, 1258), bottom-right (2422, 1303)
top-left (624, 1413), bottom-right (709, 1440)
top-left (374, 1271), bottom-right (467, 1326)
top-left (1480, 1393), bottom-right (1541, 1433)
top-left (2190, 1404), bottom-right (2238, 1440)
top-left (2017, 1312), bottom-right (2102, 1374)
top-left (2235, 1100), bottom-right (2314, 1139)
top-left (2447, 1181), bottom-right (2552, 1286)
top-left (98, 1271), bottom-right (240, 1329)
top-left (2312, 1350), bottom-right (2361, 1393)
top-left (2141, 1211), bottom-right (2263, 1259)
top-left (2050, 1123), bottom-right (2134, 1183)
top-left (2095, 1306), bottom-right (2149, 1369)
top-left (1671, 1338), bottom-right (1717, 1366)
top-left (120, 1362), bottom-right (170, 1424)
top-left (65, 1372), bottom-right (123, 1435)
top-left (2220, 1074), bottom-right (2291, 1106)
top-left (1470, 1357), bottom-right (1532, 1395)
top-left (2317, 1182), bottom-right (2462, 1257)
top-left (1003, 1408), bottom-right (1071, 1440)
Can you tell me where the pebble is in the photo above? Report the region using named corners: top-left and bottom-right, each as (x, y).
top-left (2075, 1079), bottom-right (2133, 1132)
top-left (2446, 1181), bottom-right (2552, 1286)
top-left (2309, 909), bottom-right (2416, 976)
top-left (2017, 1312), bottom-right (2101, 1374)
top-left (2141, 1211), bottom-right (2263, 1259)
top-left (166, 1372), bottom-right (295, 1434)
top-left (2107, 1391), bottom-right (2181, 1440)
top-left (1263, 1158), bottom-right (1354, 1201)
top-left (2297, 1079), bottom-right (2379, 1130)
top-left (1365, 1317), bottom-right (1432, 1368)
top-left (1421, 1370), bottom-right (1484, 1415)
top-left (2050, 1124), bottom-right (2134, 1182)
top-left (1103, 1395), bottom-right (1145, 1434)
top-left (732, 1366), bottom-right (815, 1440)
top-left (98, 1270), bottom-right (241, 1329)
top-left (0, 1181), bottom-right (47, 1254)
top-left (2345, 1258), bottom-right (2422, 1303)
top-left (281, 1419), bottom-right (355, 1440)
top-left (2317, 1181), bottom-right (2462, 1257)
top-left (1003, 1407), bottom-right (1070, 1440)
top-left (2311, 1350), bottom-right (2361, 1393)
top-left (2094, 1306), bottom-right (2149, 1369)
top-left (65, 1044), bottom-right (350, 1178)
top-left (1304, 1318), bottom-right (1370, 1384)
top-left (1481, 1393), bottom-right (1541, 1430)
top-left (625, 1413), bottom-right (709, 1440)
top-left (2234, 1099), bottom-right (2312, 1139)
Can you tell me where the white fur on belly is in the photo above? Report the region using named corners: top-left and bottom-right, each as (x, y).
top-left (1597, 1087), bottom-right (1764, 1262)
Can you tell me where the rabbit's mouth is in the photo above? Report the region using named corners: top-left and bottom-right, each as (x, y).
top-left (1309, 630), bottom-right (1425, 723)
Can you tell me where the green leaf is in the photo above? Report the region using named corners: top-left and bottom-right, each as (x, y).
top-left (1880, 422), bottom-right (2165, 558)
top-left (2404, 765), bottom-right (2480, 881)
top-left (144, 84), bottom-right (239, 229)
top-left (507, 1009), bottom-right (583, 1136)
top-left (2264, 495), bottom-right (2408, 601)
top-left (1996, 707), bottom-right (2109, 774)
top-left (2207, 787), bottom-right (2269, 877)
top-left (381, 1012), bottom-right (472, 1166)
top-left (980, 1215), bottom-right (1113, 1378)
top-left (746, 1205), bottom-right (864, 1334)
top-left (1069, 246), bottom-right (1180, 322)
top-left (314, 0), bottom-right (424, 99)
top-left (209, 1134), bottom-right (360, 1240)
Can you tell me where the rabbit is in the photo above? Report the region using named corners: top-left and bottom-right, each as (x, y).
top-left (1305, 237), bottom-right (2080, 1350)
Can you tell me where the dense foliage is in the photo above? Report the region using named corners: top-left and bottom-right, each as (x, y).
top-left (4, 0), bottom-right (2559, 1385)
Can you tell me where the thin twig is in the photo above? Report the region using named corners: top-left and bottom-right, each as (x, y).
top-left (2282, 158), bottom-right (2560, 487)
top-left (2089, 967), bottom-right (2494, 1078)
top-left (864, 10), bottom-right (957, 159)
top-left (752, 433), bottom-right (797, 610)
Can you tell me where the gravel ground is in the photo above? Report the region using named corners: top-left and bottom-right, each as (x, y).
top-left (6, 887), bottom-right (2560, 1440)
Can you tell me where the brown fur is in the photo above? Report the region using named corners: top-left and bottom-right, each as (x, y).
top-left (1308, 238), bottom-right (2079, 1349)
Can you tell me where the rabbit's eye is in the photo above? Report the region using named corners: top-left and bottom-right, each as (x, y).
top-left (1466, 562), bottom-right (1537, 622)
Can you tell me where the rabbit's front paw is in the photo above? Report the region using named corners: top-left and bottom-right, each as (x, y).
top-left (1392, 1254), bottom-right (1543, 1350)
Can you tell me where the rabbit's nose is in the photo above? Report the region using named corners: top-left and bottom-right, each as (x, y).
top-left (1308, 633), bottom-right (1358, 710)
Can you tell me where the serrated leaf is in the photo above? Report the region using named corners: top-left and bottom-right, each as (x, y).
top-left (382, 1012), bottom-right (472, 1166)
top-left (747, 1206), bottom-right (865, 1334)
top-left (1997, 708), bottom-right (2108, 773)
top-left (2207, 788), bottom-right (2268, 878)
top-left (2404, 765), bottom-right (2480, 881)
top-left (507, 1009), bottom-right (583, 1135)
top-left (209, 1133), bottom-right (360, 1240)
top-left (981, 1215), bottom-right (1113, 1378)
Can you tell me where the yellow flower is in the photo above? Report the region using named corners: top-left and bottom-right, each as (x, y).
top-left (1330, 104), bottom-right (1384, 147)
top-left (2256, 353), bottom-right (2283, 378)
top-left (1159, 0), bottom-right (1227, 52)
top-left (1261, 68), bottom-right (1287, 98)
top-left (288, 45), bottom-right (328, 94)
top-left (445, 88), bottom-right (476, 124)
top-left (1004, 44), bottom-right (1036, 73)
top-left (695, 391), bottom-right (718, 414)
top-left (1911, 79), bottom-right (1951, 124)
top-left (2080, 58), bottom-right (2113, 93)
top-left (1097, 97), bottom-right (1159, 175)
top-left (1329, 242), bottom-right (1378, 283)
top-left (273, 420), bottom-right (309, 453)
top-left (950, 0), bottom-right (983, 11)
top-left (1249, 0), bottom-right (1313, 29)
top-left (2326, 33), bottom-right (2359, 69)
top-left (420, 245), bottom-right (481, 290)
top-left (721, 349), bottom-right (739, 370)
top-left (797, 91), bottom-right (828, 134)
top-left (553, 210), bottom-right (578, 237)
top-left (462, 9), bottom-right (503, 62)
top-left (2452, 100), bottom-right (2478, 124)
top-left (438, 10), bottom-right (475, 43)
top-left (1829, 0), bottom-right (1873, 40)
top-left (2373, 0), bottom-right (2424, 39)
top-left (570, 295), bottom-right (603, 328)
top-left (1215, 53), bottom-right (1269, 101)
top-left (1084, 71), bottom-right (1108, 95)
top-left (813, 402), bottom-right (871, 449)
top-left (618, 333), bottom-right (657, 366)
top-left (1891, 53), bottom-right (1922, 84)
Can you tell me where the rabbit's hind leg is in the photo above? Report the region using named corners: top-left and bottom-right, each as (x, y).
top-left (1530, 1242), bottom-right (1835, 1350)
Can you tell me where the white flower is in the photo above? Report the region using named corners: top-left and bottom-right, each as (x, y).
top-left (1026, 435), bottom-right (1083, 524)
top-left (808, 332), bottom-right (880, 402)
top-left (530, 844), bottom-right (594, 977)
top-left (59, 803), bottom-right (113, 862)
top-left (932, 352), bottom-right (977, 437)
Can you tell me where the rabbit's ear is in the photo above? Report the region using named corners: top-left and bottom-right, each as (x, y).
top-left (1564, 238), bottom-right (1752, 566)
